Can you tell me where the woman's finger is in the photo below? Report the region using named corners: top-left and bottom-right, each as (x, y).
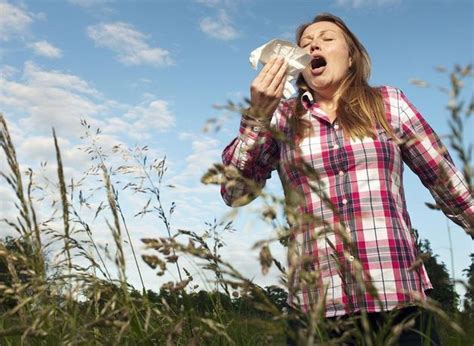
top-left (254, 56), bottom-right (279, 84)
top-left (268, 60), bottom-right (288, 93)
top-left (274, 73), bottom-right (287, 98)
top-left (260, 57), bottom-right (285, 87)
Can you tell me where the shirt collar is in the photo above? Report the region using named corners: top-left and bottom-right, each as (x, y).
top-left (300, 91), bottom-right (333, 123)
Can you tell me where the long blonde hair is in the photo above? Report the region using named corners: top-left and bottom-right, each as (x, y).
top-left (294, 13), bottom-right (395, 141)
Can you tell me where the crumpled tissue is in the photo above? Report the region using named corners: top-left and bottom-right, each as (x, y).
top-left (249, 39), bottom-right (312, 98)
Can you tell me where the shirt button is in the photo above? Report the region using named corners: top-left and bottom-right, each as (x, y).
top-left (338, 171), bottom-right (344, 176)
top-left (334, 124), bottom-right (339, 130)
top-left (342, 198), bottom-right (348, 205)
top-left (348, 255), bottom-right (355, 262)
top-left (333, 144), bottom-right (339, 149)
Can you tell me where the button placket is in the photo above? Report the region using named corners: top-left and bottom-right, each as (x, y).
top-left (332, 121), bottom-right (342, 150)
top-left (333, 123), bottom-right (351, 213)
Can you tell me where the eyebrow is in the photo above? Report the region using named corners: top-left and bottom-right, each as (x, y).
top-left (301, 29), bottom-right (336, 41)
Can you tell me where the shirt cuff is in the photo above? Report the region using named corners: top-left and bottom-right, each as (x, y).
top-left (239, 115), bottom-right (272, 143)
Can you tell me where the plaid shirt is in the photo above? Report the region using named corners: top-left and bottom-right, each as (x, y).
top-left (221, 86), bottom-right (473, 317)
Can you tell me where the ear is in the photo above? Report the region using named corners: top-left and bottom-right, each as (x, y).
top-left (349, 56), bottom-right (353, 68)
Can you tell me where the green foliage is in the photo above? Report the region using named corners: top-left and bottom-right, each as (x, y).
top-left (0, 236), bottom-right (34, 310)
top-left (419, 239), bottom-right (459, 313)
top-left (463, 253), bottom-right (474, 311)
top-left (460, 253), bottom-right (474, 342)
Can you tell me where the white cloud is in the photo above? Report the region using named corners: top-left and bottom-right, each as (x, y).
top-left (196, 0), bottom-right (246, 9)
top-left (335, 0), bottom-right (400, 8)
top-left (163, 134), bottom-right (226, 230)
top-left (18, 136), bottom-right (69, 162)
top-left (68, 0), bottom-right (116, 16)
top-left (196, 0), bottom-right (221, 6)
top-left (0, 62), bottom-right (104, 135)
top-left (199, 9), bottom-right (239, 41)
top-left (220, 222), bottom-right (287, 286)
top-left (87, 22), bottom-right (173, 67)
top-left (123, 99), bottom-right (176, 137)
top-left (23, 61), bottom-right (99, 96)
top-left (16, 136), bottom-right (90, 172)
top-left (186, 137), bottom-right (220, 174)
top-left (174, 133), bottom-right (220, 184)
top-left (0, 184), bottom-right (20, 236)
top-left (0, 62), bottom-right (174, 141)
top-left (69, 0), bottom-right (112, 7)
top-left (0, 65), bottom-right (18, 79)
top-left (29, 40), bottom-right (63, 59)
top-left (0, 1), bottom-right (33, 41)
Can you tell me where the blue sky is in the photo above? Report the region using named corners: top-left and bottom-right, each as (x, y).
top-left (0, 0), bottom-right (472, 298)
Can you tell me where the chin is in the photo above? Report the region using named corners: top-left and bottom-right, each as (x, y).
top-left (310, 82), bottom-right (329, 92)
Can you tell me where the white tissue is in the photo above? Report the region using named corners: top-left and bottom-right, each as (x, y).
top-left (249, 39), bottom-right (312, 98)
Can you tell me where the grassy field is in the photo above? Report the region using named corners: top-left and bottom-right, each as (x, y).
top-left (0, 64), bottom-right (472, 345)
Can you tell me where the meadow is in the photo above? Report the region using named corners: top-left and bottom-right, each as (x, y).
top-left (0, 65), bottom-right (472, 345)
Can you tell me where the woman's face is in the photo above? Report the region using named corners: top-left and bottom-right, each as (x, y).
top-left (299, 21), bottom-right (352, 98)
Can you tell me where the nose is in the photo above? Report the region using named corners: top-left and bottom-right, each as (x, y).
top-left (310, 39), bottom-right (320, 53)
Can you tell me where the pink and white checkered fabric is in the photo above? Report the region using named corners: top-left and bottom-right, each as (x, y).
top-left (221, 86), bottom-right (473, 317)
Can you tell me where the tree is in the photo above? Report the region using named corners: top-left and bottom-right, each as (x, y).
top-left (460, 253), bottom-right (474, 342)
top-left (462, 253), bottom-right (474, 313)
top-left (0, 236), bottom-right (37, 284)
top-left (0, 236), bottom-right (37, 310)
top-left (420, 239), bottom-right (459, 313)
top-left (264, 285), bottom-right (288, 311)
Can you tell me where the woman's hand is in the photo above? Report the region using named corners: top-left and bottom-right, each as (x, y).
top-left (248, 56), bottom-right (288, 122)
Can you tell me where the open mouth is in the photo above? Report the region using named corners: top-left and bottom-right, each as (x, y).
top-left (311, 56), bottom-right (327, 70)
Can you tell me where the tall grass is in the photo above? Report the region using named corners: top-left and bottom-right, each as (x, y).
top-left (0, 64), bottom-right (472, 345)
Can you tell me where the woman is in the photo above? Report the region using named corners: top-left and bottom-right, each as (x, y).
top-left (221, 13), bottom-right (473, 344)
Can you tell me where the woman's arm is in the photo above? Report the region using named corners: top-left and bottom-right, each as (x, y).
top-left (221, 113), bottom-right (280, 207)
top-left (397, 88), bottom-right (474, 234)
top-left (221, 56), bottom-right (288, 207)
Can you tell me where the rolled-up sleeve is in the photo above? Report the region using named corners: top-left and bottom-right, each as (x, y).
top-left (221, 113), bottom-right (280, 207)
